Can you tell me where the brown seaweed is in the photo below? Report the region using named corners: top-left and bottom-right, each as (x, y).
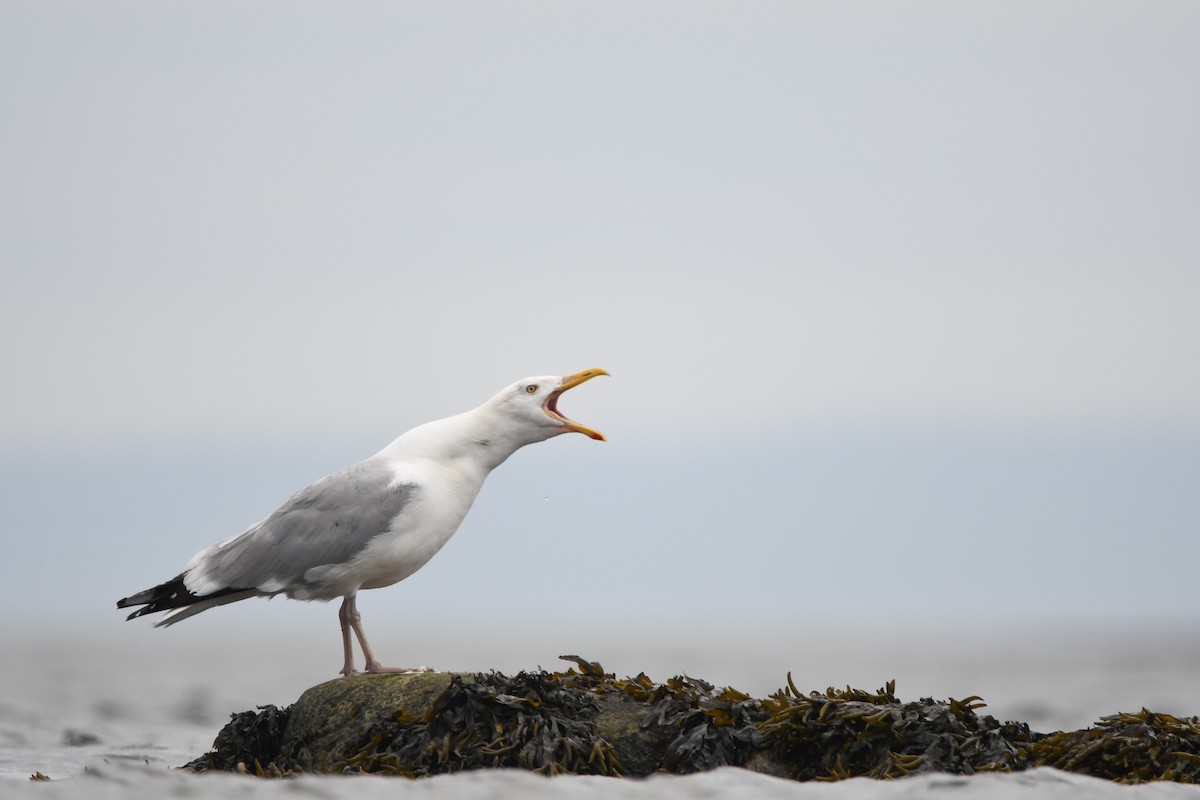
top-left (183, 658), bottom-right (1200, 785)
top-left (1033, 709), bottom-right (1200, 784)
top-left (184, 705), bottom-right (290, 773)
top-left (754, 676), bottom-right (1036, 780)
top-left (329, 670), bottom-right (622, 776)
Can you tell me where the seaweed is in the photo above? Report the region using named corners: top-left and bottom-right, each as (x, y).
top-left (640, 676), bottom-right (764, 772)
top-left (755, 676), bottom-right (1036, 780)
top-left (181, 658), bottom-right (1200, 785)
top-left (557, 657), bottom-right (766, 773)
top-left (184, 705), bottom-right (290, 774)
top-left (330, 669), bottom-right (622, 776)
top-left (1032, 709), bottom-right (1200, 783)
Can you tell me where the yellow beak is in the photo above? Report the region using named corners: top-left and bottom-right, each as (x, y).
top-left (545, 368), bottom-right (610, 440)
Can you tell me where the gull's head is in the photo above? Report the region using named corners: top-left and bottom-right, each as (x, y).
top-left (489, 368), bottom-right (610, 442)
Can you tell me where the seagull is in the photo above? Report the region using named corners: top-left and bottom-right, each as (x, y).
top-left (117, 368), bottom-right (609, 676)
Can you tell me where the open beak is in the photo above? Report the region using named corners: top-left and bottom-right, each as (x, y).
top-left (544, 368), bottom-right (609, 440)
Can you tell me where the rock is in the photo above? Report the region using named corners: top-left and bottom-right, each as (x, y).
top-left (284, 671), bottom-right (464, 771)
top-left (183, 660), bottom-right (1200, 784)
top-left (61, 729), bottom-right (101, 747)
top-left (591, 691), bottom-right (673, 777)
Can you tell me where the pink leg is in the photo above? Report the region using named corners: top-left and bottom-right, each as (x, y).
top-left (337, 596), bottom-right (359, 676)
top-left (337, 593), bottom-right (427, 676)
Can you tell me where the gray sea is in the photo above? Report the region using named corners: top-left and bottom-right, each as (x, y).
top-left (3, 621), bottom-right (1200, 798)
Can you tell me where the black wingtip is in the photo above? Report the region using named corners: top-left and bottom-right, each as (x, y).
top-left (117, 572), bottom-right (250, 623)
top-left (116, 573), bottom-right (190, 620)
top-left (115, 593), bottom-right (151, 610)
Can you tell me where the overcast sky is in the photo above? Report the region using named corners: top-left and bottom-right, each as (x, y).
top-left (2, 3), bottom-right (1198, 656)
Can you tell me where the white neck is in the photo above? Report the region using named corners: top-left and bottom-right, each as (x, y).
top-left (374, 404), bottom-right (551, 474)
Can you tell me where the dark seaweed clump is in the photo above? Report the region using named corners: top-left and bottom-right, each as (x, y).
top-left (330, 668), bottom-right (621, 776)
top-left (184, 658), bottom-right (1200, 784)
top-left (612, 671), bottom-right (765, 773)
top-left (185, 705), bottom-right (290, 774)
top-left (755, 676), bottom-right (1037, 780)
top-left (1035, 709), bottom-right (1200, 784)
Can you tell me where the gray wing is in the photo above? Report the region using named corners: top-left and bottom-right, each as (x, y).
top-left (194, 458), bottom-right (416, 592)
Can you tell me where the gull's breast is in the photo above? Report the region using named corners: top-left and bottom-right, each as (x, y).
top-left (353, 457), bottom-right (487, 591)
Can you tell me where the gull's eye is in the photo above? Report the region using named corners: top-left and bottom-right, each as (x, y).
top-left (525, 384), bottom-right (539, 394)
